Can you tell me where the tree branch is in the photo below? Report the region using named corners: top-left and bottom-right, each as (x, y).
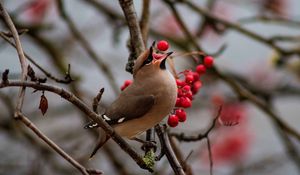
top-left (0, 32), bottom-right (73, 84)
top-left (155, 124), bottom-right (186, 175)
top-left (118, 0), bottom-right (145, 73)
top-left (139, 0), bottom-right (151, 46)
top-left (177, 0), bottom-right (300, 57)
top-left (15, 112), bottom-right (96, 175)
top-left (0, 2), bottom-right (28, 118)
top-left (56, 0), bottom-right (119, 95)
top-left (0, 80), bottom-right (153, 172)
top-left (170, 106), bottom-right (221, 142)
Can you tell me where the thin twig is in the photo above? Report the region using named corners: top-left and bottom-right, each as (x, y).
top-left (170, 106), bottom-right (222, 142)
top-left (155, 124), bottom-right (186, 175)
top-left (269, 35), bottom-right (300, 43)
top-left (239, 15), bottom-right (300, 28)
top-left (0, 2), bottom-right (28, 118)
top-left (273, 122), bottom-right (300, 173)
top-left (56, 0), bottom-right (119, 95)
top-left (103, 145), bottom-right (130, 175)
top-left (164, 0), bottom-right (202, 52)
top-left (15, 112), bottom-right (94, 175)
top-left (24, 30), bottom-right (83, 98)
top-left (177, 0), bottom-right (300, 57)
top-left (0, 32), bottom-right (73, 84)
top-left (195, 0), bottom-right (218, 37)
top-left (169, 136), bottom-right (193, 175)
top-left (139, 0), bottom-right (151, 46)
top-left (206, 137), bottom-right (213, 175)
top-left (170, 107), bottom-right (222, 175)
top-left (84, 0), bottom-right (124, 22)
top-left (1, 28), bottom-right (28, 37)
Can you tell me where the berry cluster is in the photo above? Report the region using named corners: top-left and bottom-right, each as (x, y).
top-left (168, 54), bottom-right (214, 127)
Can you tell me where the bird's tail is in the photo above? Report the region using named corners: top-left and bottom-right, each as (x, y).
top-left (89, 127), bottom-right (110, 159)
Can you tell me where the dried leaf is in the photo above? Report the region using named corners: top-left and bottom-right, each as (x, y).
top-left (39, 94), bottom-right (48, 115)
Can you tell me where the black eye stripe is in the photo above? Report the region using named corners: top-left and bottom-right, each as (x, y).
top-left (141, 47), bottom-right (153, 67)
top-left (143, 56), bottom-right (152, 65)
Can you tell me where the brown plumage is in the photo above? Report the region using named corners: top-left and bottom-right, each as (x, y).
top-left (89, 44), bottom-right (177, 158)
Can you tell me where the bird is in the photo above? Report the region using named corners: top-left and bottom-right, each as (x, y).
top-left (86, 42), bottom-right (178, 158)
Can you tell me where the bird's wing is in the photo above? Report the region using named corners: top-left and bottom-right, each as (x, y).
top-left (104, 94), bottom-right (155, 125)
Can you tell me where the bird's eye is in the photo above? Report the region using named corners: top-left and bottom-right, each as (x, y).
top-left (144, 57), bottom-right (152, 65)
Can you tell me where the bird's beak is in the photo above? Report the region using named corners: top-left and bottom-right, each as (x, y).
top-left (153, 52), bottom-right (173, 69)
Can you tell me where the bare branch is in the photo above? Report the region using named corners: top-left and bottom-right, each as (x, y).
top-left (139, 0), bottom-right (151, 46)
top-left (15, 112), bottom-right (96, 175)
top-left (0, 2), bottom-right (28, 117)
top-left (0, 80), bottom-right (153, 172)
top-left (177, 0), bottom-right (300, 57)
top-left (155, 124), bottom-right (186, 175)
top-left (169, 136), bottom-right (193, 175)
top-left (119, 0), bottom-right (146, 73)
top-left (239, 15), bottom-right (300, 28)
top-left (56, 0), bottom-right (119, 95)
top-left (206, 137), bottom-right (213, 175)
top-left (0, 32), bottom-right (74, 83)
top-left (163, 0), bottom-right (203, 52)
top-left (170, 106), bottom-right (222, 142)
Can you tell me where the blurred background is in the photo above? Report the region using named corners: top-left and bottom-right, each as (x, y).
top-left (0, 0), bottom-right (300, 175)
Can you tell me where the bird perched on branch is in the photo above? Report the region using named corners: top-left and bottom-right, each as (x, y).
top-left (86, 42), bottom-right (177, 158)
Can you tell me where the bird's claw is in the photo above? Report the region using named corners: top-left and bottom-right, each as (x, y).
top-left (141, 140), bottom-right (157, 152)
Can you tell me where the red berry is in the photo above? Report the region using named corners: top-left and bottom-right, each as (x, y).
top-left (180, 97), bottom-right (192, 108)
top-left (192, 80), bottom-right (202, 94)
top-left (121, 80), bottom-right (132, 91)
top-left (153, 53), bottom-right (163, 60)
top-left (124, 80), bottom-right (132, 86)
top-left (196, 64), bottom-right (206, 74)
top-left (120, 85), bottom-right (125, 91)
top-left (185, 91), bottom-right (193, 100)
top-left (175, 109), bottom-right (187, 122)
top-left (176, 79), bottom-right (186, 87)
top-left (204, 56), bottom-right (214, 68)
top-left (157, 40), bottom-right (169, 51)
top-left (182, 85), bottom-right (191, 92)
top-left (185, 74), bottom-right (194, 84)
top-left (177, 89), bottom-right (183, 97)
top-left (192, 72), bottom-right (200, 81)
top-left (168, 114), bottom-right (179, 127)
top-left (175, 97), bottom-right (181, 107)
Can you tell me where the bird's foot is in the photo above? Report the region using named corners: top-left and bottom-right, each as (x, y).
top-left (132, 137), bottom-right (157, 152)
top-left (141, 140), bottom-right (157, 152)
